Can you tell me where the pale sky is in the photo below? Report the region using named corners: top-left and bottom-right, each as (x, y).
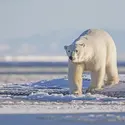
top-left (0, 0), bottom-right (125, 58)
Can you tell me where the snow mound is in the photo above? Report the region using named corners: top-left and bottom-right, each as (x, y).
top-left (0, 74), bottom-right (125, 102)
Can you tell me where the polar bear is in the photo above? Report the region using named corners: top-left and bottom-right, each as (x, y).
top-left (64, 29), bottom-right (119, 96)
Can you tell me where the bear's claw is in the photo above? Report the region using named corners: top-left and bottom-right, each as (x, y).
top-left (72, 90), bottom-right (82, 96)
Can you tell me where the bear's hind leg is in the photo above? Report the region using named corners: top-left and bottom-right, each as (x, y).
top-left (105, 63), bottom-right (119, 86)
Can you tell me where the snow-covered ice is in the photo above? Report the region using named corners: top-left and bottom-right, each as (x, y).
top-left (0, 74), bottom-right (125, 125)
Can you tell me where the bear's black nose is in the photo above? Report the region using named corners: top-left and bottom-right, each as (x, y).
top-left (69, 56), bottom-right (72, 60)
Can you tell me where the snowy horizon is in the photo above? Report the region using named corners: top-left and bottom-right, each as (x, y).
top-left (0, 29), bottom-right (125, 60)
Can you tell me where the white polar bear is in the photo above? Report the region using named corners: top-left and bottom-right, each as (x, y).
top-left (64, 29), bottom-right (119, 96)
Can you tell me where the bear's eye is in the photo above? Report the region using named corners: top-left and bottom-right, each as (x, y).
top-left (75, 50), bottom-right (78, 53)
top-left (68, 50), bottom-right (70, 53)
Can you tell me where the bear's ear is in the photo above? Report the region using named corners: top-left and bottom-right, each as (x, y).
top-left (79, 43), bottom-right (85, 47)
top-left (64, 45), bottom-right (67, 50)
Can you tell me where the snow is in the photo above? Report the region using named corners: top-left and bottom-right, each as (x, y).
top-left (0, 74), bottom-right (125, 125)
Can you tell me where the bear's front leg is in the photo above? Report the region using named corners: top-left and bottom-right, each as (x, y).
top-left (68, 61), bottom-right (83, 96)
top-left (87, 68), bottom-right (105, 93)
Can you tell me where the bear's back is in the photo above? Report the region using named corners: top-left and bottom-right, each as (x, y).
top-left (73, 29), bottom-right (113, 46)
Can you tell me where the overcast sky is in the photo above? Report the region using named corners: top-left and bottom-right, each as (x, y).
top-left (0, 0), bottom-right (125, 58)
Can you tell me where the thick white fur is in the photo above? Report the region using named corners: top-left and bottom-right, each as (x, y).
top-left (65, 29), bottom-right (119, 95)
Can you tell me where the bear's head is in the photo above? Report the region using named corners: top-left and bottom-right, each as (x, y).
top-left (64, 43), bottom-right (85, 63)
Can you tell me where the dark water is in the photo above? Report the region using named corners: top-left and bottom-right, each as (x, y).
top-left (0, 61), bottom-right (67, 67)
top-left (0, 61), bottom-right (124, 67)
top-left (0, 61), bottom-right (124, 74)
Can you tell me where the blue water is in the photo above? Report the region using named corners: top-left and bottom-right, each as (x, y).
top-left (0, 61), bottom-right (124, 67)
top-left (0, 61), bottom-right (124, 74)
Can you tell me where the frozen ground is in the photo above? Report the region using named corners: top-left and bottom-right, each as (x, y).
top-left (0, 74), bottom-right (125, 125)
